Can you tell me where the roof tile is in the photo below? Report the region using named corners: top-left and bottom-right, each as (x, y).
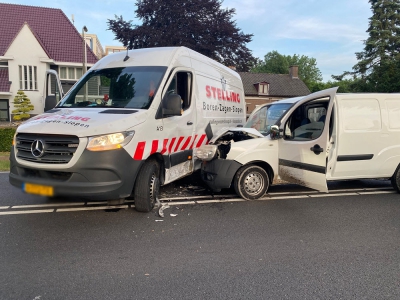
top-left (0, 3), bottom-right (97, 64)
top-left (239, 72), bottom-right (310, 97)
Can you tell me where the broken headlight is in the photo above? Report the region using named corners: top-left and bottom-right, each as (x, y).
top-left (194, 145), bottom-right (217, 161)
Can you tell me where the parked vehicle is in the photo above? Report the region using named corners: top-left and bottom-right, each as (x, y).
top-left (9, 47), bottom-right (246, 212)
top-left (196, 87), bottom-right (400, 199)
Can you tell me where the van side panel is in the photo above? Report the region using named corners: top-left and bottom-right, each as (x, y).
top-left (330, 95), bottom-right (400, 179)
top-left (378, 98), bottom-right (400, 175)
top-left (189, 52), bottom-right (245, 138)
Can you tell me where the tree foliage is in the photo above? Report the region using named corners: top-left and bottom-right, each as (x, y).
top-left (335, 0), bottom-right (400, 92)
top-left (252, 50), bottom-right (322, 89)
top-left (107, 0), bottom-right (256, 71)
top-left (11, 90), bottom-right (34, 121)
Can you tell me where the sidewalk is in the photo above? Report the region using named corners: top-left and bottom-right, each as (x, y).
top-left (0, 121), bottom-right (19, 128)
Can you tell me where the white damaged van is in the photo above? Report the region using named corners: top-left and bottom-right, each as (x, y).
top-left (196, 87), bottom-right (400, 199)
top-left (9, 47), bottom-right (246, 211)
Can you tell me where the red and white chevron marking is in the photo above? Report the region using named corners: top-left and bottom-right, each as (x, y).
top-left (133, 134), bottom-right (208, 160)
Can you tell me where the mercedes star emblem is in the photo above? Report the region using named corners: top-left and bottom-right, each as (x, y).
top-left (31, 140), bottom-right (45, 158)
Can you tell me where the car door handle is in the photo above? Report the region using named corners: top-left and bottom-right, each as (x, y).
top-left (187, 121), bottom-right (193, 125)
top-left (310, 144), bottom-right (324, 155)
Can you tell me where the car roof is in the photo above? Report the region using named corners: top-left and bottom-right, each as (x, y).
top-left (271, 96), bottom-right (304, 105)
top-left (250, 95), bottom-right (304, 115)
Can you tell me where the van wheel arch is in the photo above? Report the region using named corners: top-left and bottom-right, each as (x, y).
top-left (391, 164), bottom-right (400, 193)
top-left (233, 163), bottom-right (270, 200)
top-left (236, 161), bottom-right (274, 185)
top-left (133, 158), bottom-right (162, 212)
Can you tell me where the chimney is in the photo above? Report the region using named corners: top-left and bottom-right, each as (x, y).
top-left (289, 65), bottom-right (299, 79)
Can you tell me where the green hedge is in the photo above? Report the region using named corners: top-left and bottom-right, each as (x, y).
top-left (0, 128), bottom-right (16, 152)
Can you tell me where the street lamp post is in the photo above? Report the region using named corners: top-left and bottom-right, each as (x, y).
top-left (82, 26), bottom-right (88, 101)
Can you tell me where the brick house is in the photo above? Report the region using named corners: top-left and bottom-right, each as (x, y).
top-left (0, 3), bottom-right (98, 121)
top-left (239, 66), bottom-right (310, 116)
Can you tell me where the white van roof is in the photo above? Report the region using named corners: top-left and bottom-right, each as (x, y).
top-left (91, 46), bottom-right (240, 79)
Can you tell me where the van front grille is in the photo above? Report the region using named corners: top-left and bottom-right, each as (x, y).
top-left (16, 133), bottom-right (79, 164)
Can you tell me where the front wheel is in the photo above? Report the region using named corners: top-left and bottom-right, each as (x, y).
top-left (233, 165), bottom-right (269, 200)
top-left (391, 164), bottom-right (400, 193)
top-left (133, 159), bottom-right (160, 212)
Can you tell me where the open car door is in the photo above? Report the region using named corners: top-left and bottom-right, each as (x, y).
top-left (277, 87), bottom-right (338, 192)
top-left (44, 70), bottom-right (64, 111)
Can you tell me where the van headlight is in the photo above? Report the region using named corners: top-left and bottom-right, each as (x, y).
top-left (86, 131), bottom-right (135, 151)
top-left (194, 145), bottom-right (217, 161)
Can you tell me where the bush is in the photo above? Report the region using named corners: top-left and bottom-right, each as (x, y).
top-left (12, 90), bottom-right (34, 121)
top-left (0, 128), bottom-right (16, 152)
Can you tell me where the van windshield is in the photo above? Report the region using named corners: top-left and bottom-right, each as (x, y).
top-left (57, 66), bottom-right (167, 109)
top-left (245, 103), bottom-right (293, 135)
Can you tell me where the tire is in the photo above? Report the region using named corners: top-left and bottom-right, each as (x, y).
top-left (233, 165), bottom-right (269, 200)
top-left (133, 159), bottom-right (160, 212)
top-left (391, 164), bottom-right (400, 193)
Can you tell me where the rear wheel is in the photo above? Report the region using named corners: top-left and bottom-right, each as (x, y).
top-left (233, 165), bottom-right (269, 200)
top-left (133, 159), bottom-right (160, 212)
top-left (391, 164), bottom-right (400, 193)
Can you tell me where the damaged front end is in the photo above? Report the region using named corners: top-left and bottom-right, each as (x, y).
top-left (195, 128), bottom-right (264, 192)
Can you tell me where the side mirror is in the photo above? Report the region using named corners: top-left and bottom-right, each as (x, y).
top-left (270, 125), bottom-right (281, 140)
top-left (44, 95), bottom-right (57, 112)
top-left (162, 93), bottom-right (182, 117)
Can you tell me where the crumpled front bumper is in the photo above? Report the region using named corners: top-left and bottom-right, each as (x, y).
top-left (201, 159), bottom-right (242, 192)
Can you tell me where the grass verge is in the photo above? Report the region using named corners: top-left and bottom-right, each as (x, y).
top-left (0, 152), bottom-right (10, 171)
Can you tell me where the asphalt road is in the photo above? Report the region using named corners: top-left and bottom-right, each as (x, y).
top-left (0, 172), bottom-right (399, 299)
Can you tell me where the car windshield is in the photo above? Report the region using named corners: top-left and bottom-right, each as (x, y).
top-left (57, 66), bottom-right (167, 109)
top-left (245, 103), bottom-right (293, 135)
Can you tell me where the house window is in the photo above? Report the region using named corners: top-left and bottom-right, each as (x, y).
top-left (0, 100), bottom-right (9, 121)
top-left (59, 67), bottom-right (83, 80)
top-left (259, 83), bottom-right (269, 95)
top-left (19, 65), bottom-right (37, 90)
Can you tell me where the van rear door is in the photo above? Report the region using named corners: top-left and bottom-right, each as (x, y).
top-left (277, 87), bottom-right (337, 192)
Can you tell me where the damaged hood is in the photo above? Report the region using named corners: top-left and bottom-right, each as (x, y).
top-left (210, 127), bottom-right (265, 143)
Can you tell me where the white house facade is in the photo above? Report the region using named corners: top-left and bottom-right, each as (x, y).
top-left (0, 3), bottom-right (98, 121)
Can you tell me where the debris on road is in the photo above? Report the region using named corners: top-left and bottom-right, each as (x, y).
top-left (158, 204), bottom-right (170, 218)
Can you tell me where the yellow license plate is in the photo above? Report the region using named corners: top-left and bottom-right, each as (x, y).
top-left (24, 183), bottom-right (54, 197)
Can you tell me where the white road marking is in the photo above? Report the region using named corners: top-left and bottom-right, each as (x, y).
top-left (263, 195), bottom-right (311, 200)
top-left (267, 191), bottom-right (318, 195)
top-left (0, 187), bottom-right (396, 216)
top-left (357, 191), bottom-right (396, 195)
top-left (219, 198), bottom-right (246, 203)
top-left (195, 199), bottom-right (243, 204)
top-left (0, 209), bottom-right (54, 215)
top-left (12, 202), bottom-right (85, 209)
top-left (57, 205), bottom-right (129, 212)
top-left (159, 194), bottom-right (237, 201)
top-left (309, 192), bottom-right (358, 197)
top-left (166, 201), bottom-right (196, 206)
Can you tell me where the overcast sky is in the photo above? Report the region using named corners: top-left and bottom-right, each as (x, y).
top-left (6, 0), bottom-right (372, 81)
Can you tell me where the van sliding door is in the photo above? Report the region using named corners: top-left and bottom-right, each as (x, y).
top-left (277, 87), bottom-right (337, 192)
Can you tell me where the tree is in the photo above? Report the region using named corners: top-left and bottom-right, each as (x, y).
top-left (335, 0), bottom-right (400, 92)
top-left (107, 0), bottom-right (256, 71)
top-left (11, 90), bottom-right (34, 121)
top-left (252, 50), bottom-right (323, 88)
top-left (252, 51), bottom-right (289, 74)
top-left (308, 78), bottom-right (365, 93)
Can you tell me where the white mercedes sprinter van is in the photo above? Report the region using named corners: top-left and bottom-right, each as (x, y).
top-left (197, 87), bottom-right (400, 199)
top-left (9, 47), bottom-right (246, 211)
